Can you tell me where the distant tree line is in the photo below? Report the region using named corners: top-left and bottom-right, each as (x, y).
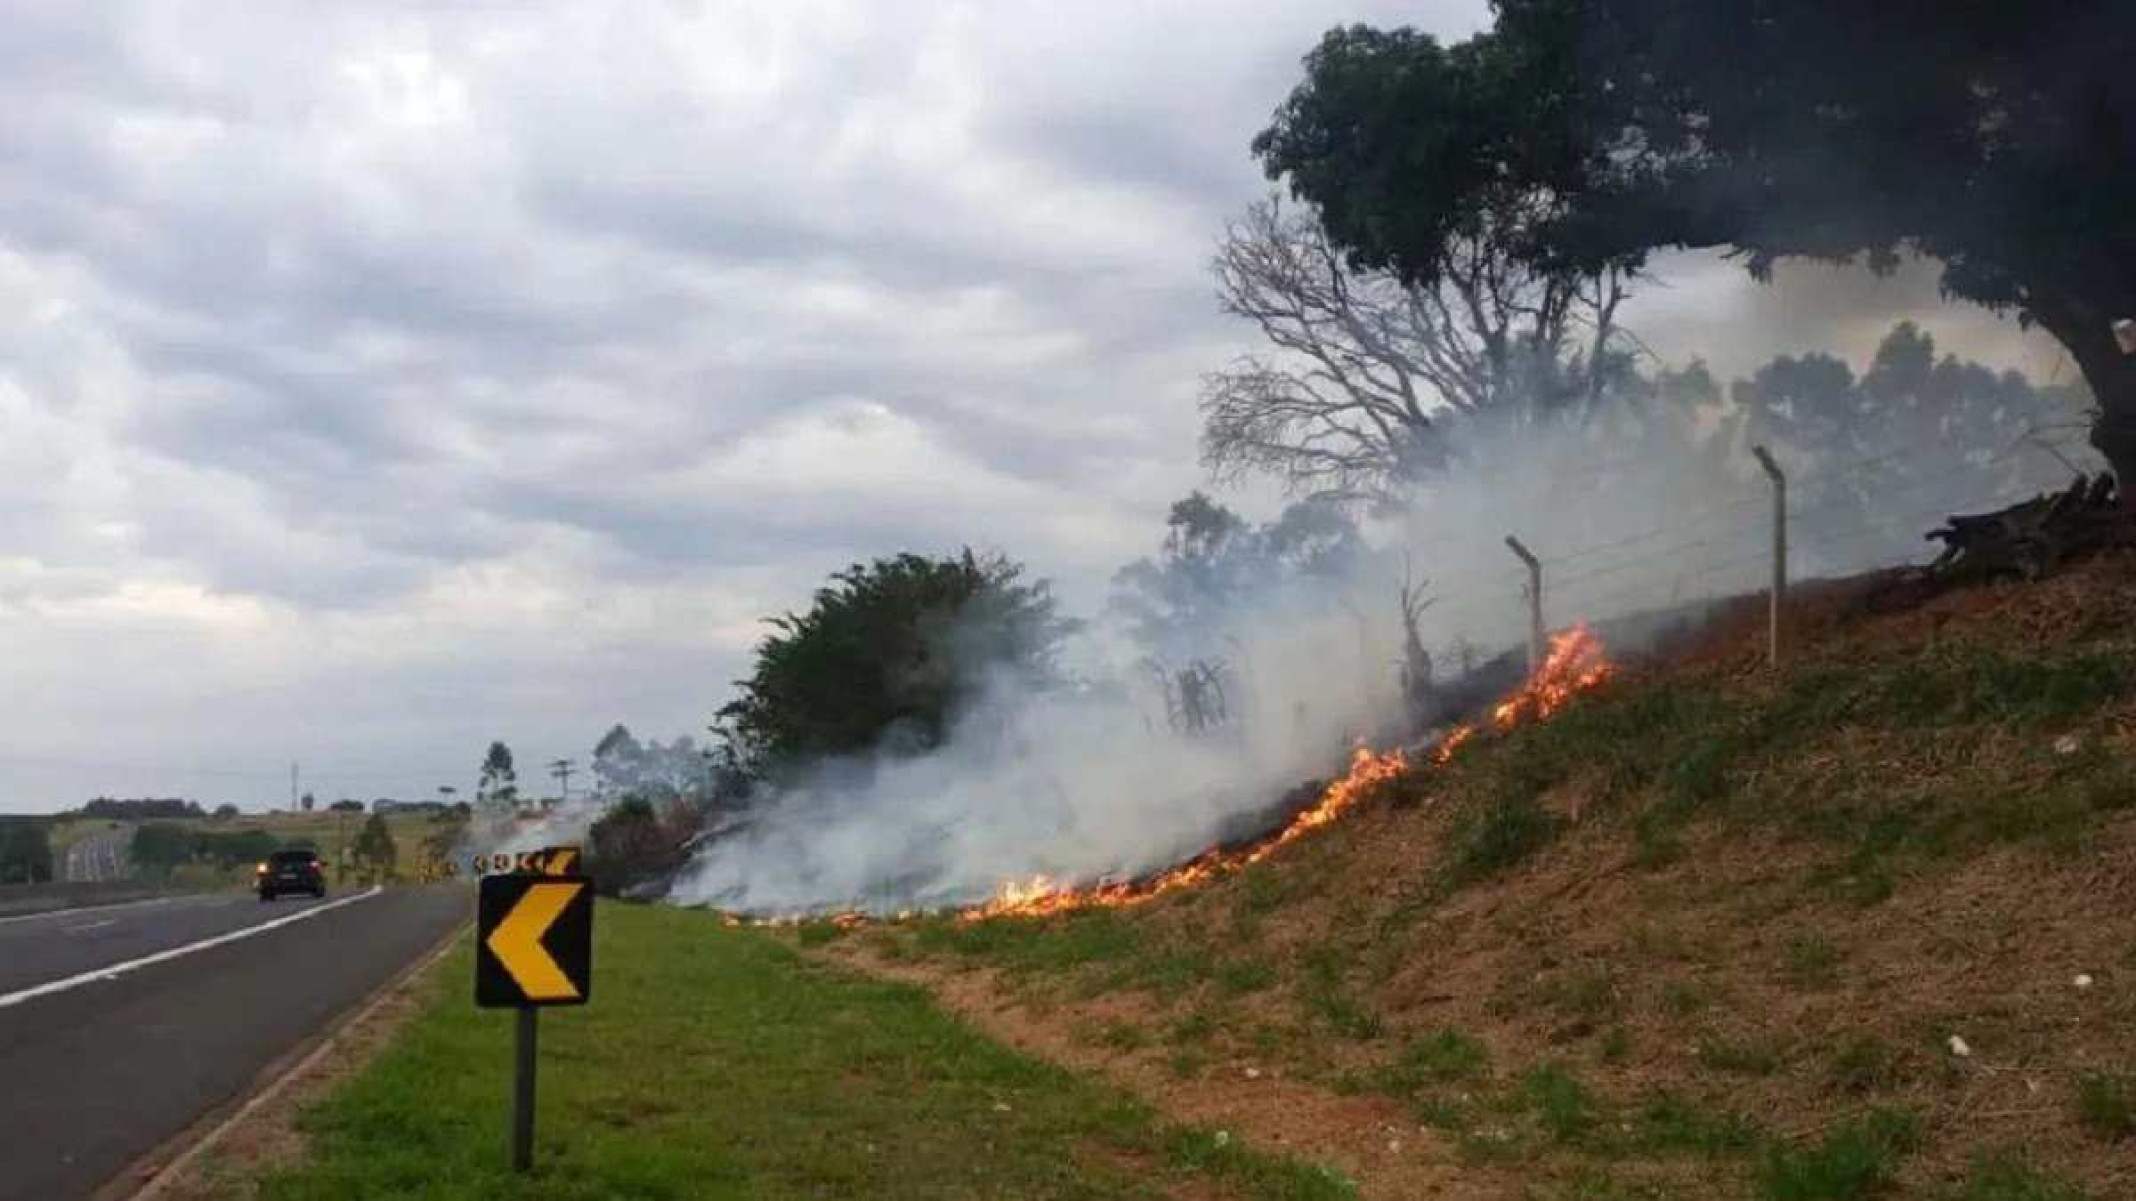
top-left (131, 824), bottom-right (314, 877)
top-left (0, 818), bottom-right (54, 884)
top-left (76, 798), bottom-right (207, 820)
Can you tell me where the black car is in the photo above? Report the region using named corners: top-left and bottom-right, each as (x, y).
top-left (256, 849), bottom-right (327, 901)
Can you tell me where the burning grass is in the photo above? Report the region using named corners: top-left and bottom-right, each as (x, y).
top-left (958, 624), bottom-right (1617, 924)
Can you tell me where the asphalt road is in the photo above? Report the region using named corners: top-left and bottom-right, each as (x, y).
top-left (0, 885), bottom-right (469, 1201)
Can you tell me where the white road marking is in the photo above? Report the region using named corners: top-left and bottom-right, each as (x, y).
top-left (0, 887), bottom-right (383, 1011)
top-left (0, 895), bottom-right (180, 928)
top-left (64, 919), bottom-right (118, 934)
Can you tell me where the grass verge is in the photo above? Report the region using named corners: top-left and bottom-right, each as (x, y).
top-left (252, 903), bottom-right (1353, 1201)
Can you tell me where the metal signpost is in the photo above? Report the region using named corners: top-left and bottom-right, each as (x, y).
top-left (474, 846), bottom-right (592, 1172)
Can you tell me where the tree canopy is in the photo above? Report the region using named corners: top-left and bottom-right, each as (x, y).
top-left (715, 550), bottom-right (1073, 777)
top-left (1200, 197), bottom-right (1638, 499)
top-left (1254, 3), bottom-right (2136, 482)
top-left (1110, 492), bottom-right (1365, 660)
top-left (352, 813), bottom-right (397, 878)
top-left (476, 740), bottom-right (519, 815)
top-left (0, 819), bottom-right (53, 884)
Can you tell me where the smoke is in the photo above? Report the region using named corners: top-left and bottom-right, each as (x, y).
top-left (665, 589), bottom-right (1399, 915)
top-left (647, 317), bottom-right (2097, 918)
top-left (1396, 401), bottom-right (2095, 674)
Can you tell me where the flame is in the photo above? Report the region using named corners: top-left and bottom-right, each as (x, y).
top-left (958, 743), bottom-right (1410, 922)
top-left (961, 622), bottom-right (1616, 922)
top-left (1490, 623), bottom-right (1613, 728)
top-left (733, 623), bottom-right (1615, 928)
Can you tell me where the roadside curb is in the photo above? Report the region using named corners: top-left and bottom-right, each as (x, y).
top-left (104, 909), bottom-right (470, 1201)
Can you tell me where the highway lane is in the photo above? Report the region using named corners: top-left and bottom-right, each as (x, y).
top-left (0, 884), bottom-right (469, 1201)
top-left (0, 891), bottom-right (338, 994)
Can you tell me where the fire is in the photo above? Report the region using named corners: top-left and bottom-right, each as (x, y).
top-left (1434, 622), bottom-right (1614, 764)
top-left (1490, 624), bottom-right (1613, 728)
top-left (697, 624), bottom-right (1623, 930)
top-left (958, 744), bottom-right (1409, 922)
top-left (962, 622), bottom-right (1616, 922)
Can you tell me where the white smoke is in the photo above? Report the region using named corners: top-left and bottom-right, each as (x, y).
top-left (656, 349), bottom-right (2095, 917)
top-left (666, 593), bottom-right (1400, 915)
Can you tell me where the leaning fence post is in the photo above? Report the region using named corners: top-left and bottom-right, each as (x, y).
top-left (1751, 445), bottom-right (1787, 668)
top-left (1504, 535), bottom-right (1544, 674)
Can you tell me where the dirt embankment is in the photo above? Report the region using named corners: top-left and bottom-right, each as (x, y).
top-left (819, 554), bottom-right (2136, 1200)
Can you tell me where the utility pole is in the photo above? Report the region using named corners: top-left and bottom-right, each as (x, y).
top-left (1504, 535), bottom-right (1545, 675)
top-left (1752, 445), bottom-right (1787, 668)
top-left (289, 761), bottom-right (299, 812)
top-left (549, 759), bottom-right (575, 806)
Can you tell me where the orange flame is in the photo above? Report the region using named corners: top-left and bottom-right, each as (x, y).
top-left (962, 622), bottom-right (1616, 922)
top-left (1491, 623), bottom-right (1613, 728)
top-left (958, 743), bottom-right (1409, 922)
top-left (728, 623), bottom-right (1615, 928)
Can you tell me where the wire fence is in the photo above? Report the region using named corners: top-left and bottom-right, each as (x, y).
top-left (1405, 431), bottom-right (2102, 672)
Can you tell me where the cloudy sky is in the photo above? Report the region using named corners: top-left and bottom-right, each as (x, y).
top-left (0, 2), bottom-right (2064, 812)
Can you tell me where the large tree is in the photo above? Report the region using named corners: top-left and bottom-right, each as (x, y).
top-left (715, 550), bottom-right (1073, 778)
top-left (351, 813), bottom-right (398, 880)
top-left (591, 724), bottom-right (645, 797)
top-left (1110, 492), bottom-right (1365, 660)
top-left (1253, 4), bottom-right (2136, 490)
top-left (475, 740), bottom-right (518, 816)
top-left (1202, 196), bottom-right (1638, 501)
top-left (1726, 321), bottom-right (2089, 547)
top-left (0, 819), bottom-right (53, 884)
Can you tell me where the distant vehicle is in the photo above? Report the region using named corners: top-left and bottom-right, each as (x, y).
top-left (256, 849), bottom-right (327, 901)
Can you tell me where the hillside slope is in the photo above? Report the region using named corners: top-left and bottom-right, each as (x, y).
top-left (825, 553), bottom-right (2136, 1200)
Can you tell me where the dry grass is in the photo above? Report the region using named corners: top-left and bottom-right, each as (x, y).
top-left (829, 552), bottom-right (2136, 1200)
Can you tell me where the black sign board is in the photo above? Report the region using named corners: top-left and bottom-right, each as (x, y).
top-left (476, 873), bottom-right (593, 1009)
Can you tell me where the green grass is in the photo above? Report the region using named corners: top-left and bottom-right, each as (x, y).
top-left (1696, 1036), bottom-right (1784, 1076)
top-left (1541, 966), bottom-right (1621, 1024)
top-left (1447, 794), bottom-right (1560, 881)
top-left (1297, 945), bottom-right (1382, 1040)
top-left (1215, 958), bottom-right (1278, 995)
top-left (2073, 1070), bottom-right (2132, 1143)
top-left (1756, 1109), bottom-right (1919, 1201)
top-left (1945, 1152), bottom-right (2093, 1201)
top-left (1783, 934), bottom-right (1843, 989)
top-left (1826, 1035), bottom-right (1903, 1096)
top-left (1628, 1092), bottom-right (1761, 1157)
top-left (1521, 1064), bottom-right (1602, 1146)
top-left (1382, 1029), bottom-right (1489, 1088)
top-left (253, 905), bottom-right (1353, 1201)
top-left (1424, 637), bottom-right (2136, 890)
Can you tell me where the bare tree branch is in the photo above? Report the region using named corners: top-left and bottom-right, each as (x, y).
top-left (1200, 197), bottom-right (1641, 502)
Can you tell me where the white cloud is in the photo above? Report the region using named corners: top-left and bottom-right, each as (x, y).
top-left (0, 0), bottom-right (2062, 811)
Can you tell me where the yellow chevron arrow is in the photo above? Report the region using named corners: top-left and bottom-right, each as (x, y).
top-left (543, 847), bottom-right (578, 875)
top-left (487, 882), bottom-right (582, 1001)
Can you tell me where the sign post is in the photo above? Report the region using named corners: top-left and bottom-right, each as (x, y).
top-left (475, 846), bottom-right (591, 1173)
top-left (513, 1007), bottom-right (538, 1170)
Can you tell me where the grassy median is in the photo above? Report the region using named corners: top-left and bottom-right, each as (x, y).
top-left (254, 903), bottom-right (1352, 1201)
